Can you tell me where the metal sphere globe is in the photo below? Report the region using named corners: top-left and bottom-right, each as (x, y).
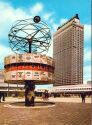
top-left (8, 16), bottom-right (51, 54)
top-left (33, 16), bottom-right (41, 23)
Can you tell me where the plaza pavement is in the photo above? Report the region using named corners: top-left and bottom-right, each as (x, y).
top-left (0, 97), bottom-right (92, 125)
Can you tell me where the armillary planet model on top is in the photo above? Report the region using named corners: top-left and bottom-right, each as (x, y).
top-left (4, 16), bottom-right (54, 106)
top-left (8, 16), bottom-right (51, 53)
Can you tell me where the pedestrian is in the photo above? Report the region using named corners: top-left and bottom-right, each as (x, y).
top-left (81, 93), bottom-right (86, 103)
top-left (0, 92), bottom-right (1, 103)
top-left (42, 90), bottom-right (49, 101)
top-left (2, 93), bottom-right (5, 101)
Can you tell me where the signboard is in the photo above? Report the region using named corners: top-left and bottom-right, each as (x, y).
top-left (25, 70), bottom-right (32, 80)
top-left (40, 71), bottom-right (48, 81)
top-left (32, 71), bottom-right (40, 80)
top-left (10, 71), bottom-right (17, 80)
top-left (17, 70), bottom-right (25, 80)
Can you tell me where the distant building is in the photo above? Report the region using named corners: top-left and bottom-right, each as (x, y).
top-left (87, 81), bottom-right (92, 84)
top-left (53, 14), bottom-right (84, 86)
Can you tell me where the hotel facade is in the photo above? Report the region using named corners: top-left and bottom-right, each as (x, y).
top-left (53, 14), bottom-right (84, 86)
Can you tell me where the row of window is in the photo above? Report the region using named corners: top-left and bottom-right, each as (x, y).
top-left (56, 88), bottom-right (92, 91)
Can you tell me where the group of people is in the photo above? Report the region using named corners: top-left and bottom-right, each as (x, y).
top-left (0, 90), bottom-right (87, 103)
top-left (42, 90), bottom-right (86, 103)
top-left (0, 92), bottom-right (5, 103)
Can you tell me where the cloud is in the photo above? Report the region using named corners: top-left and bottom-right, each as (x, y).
top-left (43, 13), bottom-right (53, 20)
top-left (83, 48), bottom-right (91, 82)
top-left (51, 18), bottom-right (68, 32)
top-left (0, 2), bottom-right (30, 41)
top-left (83, 65), bottom-right (91, 82)
top-left (84, 48), bottom-right (91, 62)
top-left (30, 3), bottom-right (43, 16)
top-left (0, 2), bottom-right (29, 22)
top-left (84, 24), bottom-right (91, 41)
top-left (0, 1), bottom-right (31, 68)
top-left (60, 18), bottom-right (68, 25)
top-left (52, 23), bottom-right (59, 31)
top-left (0, 44), bottom-right (14, 68)
top-left (47, 40), bottom-right (53, 57)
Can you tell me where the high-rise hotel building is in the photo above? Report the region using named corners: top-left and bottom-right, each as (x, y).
top-left (53, 14), bottom-right (84, 86)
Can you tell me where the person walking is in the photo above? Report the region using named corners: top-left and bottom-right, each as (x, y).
top-left (0, 92), bottom-right (1, 103)
top-left (81, 93), bottom-right (86, 103)
top-left (2, 93), bottom-right (5, 101)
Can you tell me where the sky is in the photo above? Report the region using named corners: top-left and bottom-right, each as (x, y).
top-left (0, 0), bottom-right (91, 86)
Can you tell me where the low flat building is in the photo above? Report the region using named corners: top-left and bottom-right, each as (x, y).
top-left (87, 81), bottom-right (92, 84)
top-left (49, 84), bottom-right (92, 94)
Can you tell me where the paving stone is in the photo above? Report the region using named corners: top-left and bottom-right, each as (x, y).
top-left (0, 102), bottom-right (92, 125)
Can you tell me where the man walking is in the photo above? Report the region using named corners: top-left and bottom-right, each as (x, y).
top-left (0, 92), bottom-right (1, 102)
top-left (81, 93), bottom-right (86, 103)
